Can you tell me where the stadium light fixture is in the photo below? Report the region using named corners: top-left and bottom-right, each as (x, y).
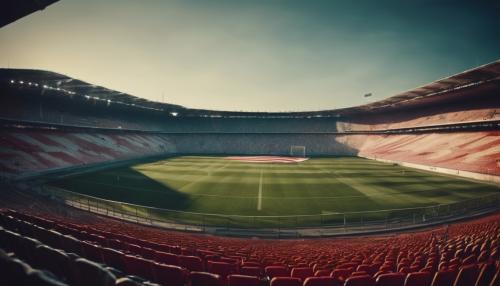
top-left (10, 80), bottom-right (14, 84)
top-left (170, 112), bottom-right (178, 117)
top-left (19, 81), bottom-right (24, 84)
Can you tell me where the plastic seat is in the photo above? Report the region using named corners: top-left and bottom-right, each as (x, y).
top-left (24, 269), bottom-right (70, 286)
top-left (404, 272), bottom-right (432, 286)
top-left (270, 277), bottom-right (302, 286)
top-left (431, 270), bottom-right (457, 286)
top-left (122, 255), bottom-right (154, 281)
top-left (0, 251), bottom-right (33, 286)
top-left (152, 263), bottom-right (187, 286)
top-left (266, 266), bottom-right (290, 278)
top-left (240, 266), bottom-right (262, 277)
top-left (331, 268), bottom-right (351, 281)
top-left (16, 236), bottom-right (42, 265)
top-left (81, 242), bottom-right (103, 263)
top-left (153, 251), bottom-right (179, 266)
top-left (345, 275), bottom-right (375, 286)
top-left (101, 247), bottom-right (125, 270)
top-left (179, 255), bottom-right (204, 271)
top-left (376, 272), bottom-right (406, 286)
top-left (228, 274), bottom-right (260, 286)
top-left (454, 264), bottom-right (480, 286)
top-left (208, 261), bottom-right (237, 278)
top-left (71, 258), bottom-right (116, 286)
top-left (34, 245), bottom-right (71, 282)
top-left (60, 235), bottom-right (83, 256)
top-left (291, 267), bottom-right (314, 281)
top-left (190, 271), bottom-right (220, 286)
top-left (314, 270), bottom-right (331, 277)
top-left (474, 263), bottom-right (496, 286)
top-left (304, 276), bottom-right (341, 286)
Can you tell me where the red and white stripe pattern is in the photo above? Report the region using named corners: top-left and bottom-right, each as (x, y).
top-left (224, 156), bottom-right (309, 163)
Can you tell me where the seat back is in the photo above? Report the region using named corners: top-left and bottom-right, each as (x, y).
top-left (189, 271), bottom-right (220, 286)
top-left (331, 268), bottom-right (351, 281)
top-left (375, 272), bottom-right (406, 286)
top-left (240, 266), bottom-right (262, 277)
top-left (71, 258), bottom-right (116, 286)
top-left (101, 247), bottom-right (125, 271)
top-left (227, 274), bottom-right (260, 286)
top-left (122, 255), bottom-right (153, 281)
top-left (304, 276), bottom-right (341, 286)
top-left (153, 251), bottom-right (179, 266)
top-left (265, 266), bottom-right (289, 278)
top-left (291, 267), bottom-right (314, 281)
top-left (404, 272), bottom-right (432, 286)
top-left (270, 277), bottom-right (302, 286)
top-left (454, 264), bottom-right (480, 286)
top-left (152, 263), bottom-right (187, 286)
top-left (179, 255), bottom-right (204, 272)
top-left (431, 270), bottom-right (457, 286)
top-left (207, 261), bottom-right (236, 278)
top-left (345, 275), bottom-right (376, 286)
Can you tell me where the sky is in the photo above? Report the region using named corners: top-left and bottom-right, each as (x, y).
top-left (1, 0), bottom-right (499, 112)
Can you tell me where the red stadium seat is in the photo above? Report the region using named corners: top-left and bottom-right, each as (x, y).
top-left (291, 267), bottom-right (314, 281)
top-left (190, 271), bottom-right (220, 286)
top-left (153, 251), bottom-right (179, 266)
top-left (404, 272), bottom-right (432, 286)
top-left (303, 276), bottom-right (341, 286)
top-left (81, 242), bottom-right (103, 263)
top-left (122, 255), bottom-right (154, 280)
top-left (101, 247), bottom-right (125, 270)
top-left (474, 263), bottom-right (496, 286)
top-left (179, 255), bottom-right (204, 271)
top-left (240, 266), bottom-right (262, 277)
top-left (266, 266), bottom-right (290, 278)
top-left (152, 263), bottom-right (187, 286)
top-left (330, 268), bottom-right (351, 281)
top-left (345, 275), bottom-right (375, 286)
top-left (72, 258), bottom-right (116, 286)
top-left (314, 270), bottom-right (331, 277)
top-left (431, 270), bottom-right (457, 286)
top-left (375, 272), bottom-right (406, 286)
top-left (227, 274), bottom-right (260, 286)
top-left (454, 264), bottom-right (480, 286)
top-left (270, 277), bottom-right (302, 286)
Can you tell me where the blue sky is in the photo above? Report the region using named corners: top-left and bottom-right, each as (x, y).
top-left (1, 0), bottom-right (499, 111)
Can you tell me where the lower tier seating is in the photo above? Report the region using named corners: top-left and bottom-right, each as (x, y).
top-left (1, 208), bottom-right (499, 286)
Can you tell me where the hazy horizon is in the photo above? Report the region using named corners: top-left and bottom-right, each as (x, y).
top-left (1, 0), bottom-right (499, 111)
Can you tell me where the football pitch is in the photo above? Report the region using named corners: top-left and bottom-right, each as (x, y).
top-left (48, 156), bottom-right (500, 224)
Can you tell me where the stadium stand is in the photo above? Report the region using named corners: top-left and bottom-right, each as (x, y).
top-left (1, 200), bottom-right (500, 286)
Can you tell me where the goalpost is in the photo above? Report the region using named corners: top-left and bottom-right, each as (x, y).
top-left (290, 145), bottom-right (306, 157)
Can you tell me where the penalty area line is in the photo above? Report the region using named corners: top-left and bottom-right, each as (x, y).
top-left (257, 169), bottom-right (263, 211)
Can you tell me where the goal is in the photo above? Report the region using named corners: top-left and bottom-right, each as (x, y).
top-left (290, 145), bottom-right (306, 157)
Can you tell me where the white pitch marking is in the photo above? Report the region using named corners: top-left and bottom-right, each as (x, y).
top-left (257, 169), bottom-right (264, 211)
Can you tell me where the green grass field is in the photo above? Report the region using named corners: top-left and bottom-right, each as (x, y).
top-left (49, 156), bottom-right (500, 222)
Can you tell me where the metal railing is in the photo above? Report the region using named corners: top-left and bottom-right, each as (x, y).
top-left (43, 186), bottom-right (500, 236)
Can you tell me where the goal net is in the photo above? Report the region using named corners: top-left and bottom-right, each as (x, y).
top-left (290, 145), bottom-right (306, 157)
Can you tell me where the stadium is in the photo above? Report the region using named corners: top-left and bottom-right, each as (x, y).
top-left (1, 1), bottom-right (499, 286)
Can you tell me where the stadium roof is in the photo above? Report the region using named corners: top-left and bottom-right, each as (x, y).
top-left (0, 0), bottom-right (59, 28)
top-left (1, 60), bottom-right (499, 117)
